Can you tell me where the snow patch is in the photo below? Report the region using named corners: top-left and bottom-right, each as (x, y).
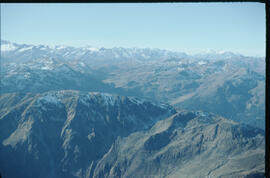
top-left (24, 72), bottom-right (31, 79)
top-left (41, 66), bottom-right (53, 70)
top-left (79, 62), bottom-right (85, 67)
top-left (177, 67), bottom-right (184, 71)
top-left (79, 94), bottom-right (92, 107)
top-left (55, 45), bottom-right (67, 50)
top-left (198, 61), bottom-right (207, 65)
top-left (87, 47), bottom-right (99, 52)
top-left (141, 53), bottom-right (150, 59)
top-left (18, 46), bottom-right (33, 52)
top-left (99, 93), bottom-right (117, 106)
top-left (80, 93), bottom-right (117, 107)
top-left (130, 97), bottom-right (145, 105)
top-left (38, 94), bottom-right (59, 105)
top-left (1, 43), bottom-right (17, 51)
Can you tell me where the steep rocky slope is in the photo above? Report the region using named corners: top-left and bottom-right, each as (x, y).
top-left (0, 91), bottom-right (265, 178)
top-left (94, 111), bottom-right (264, 178)
top-left (0, 91), bottom-right (174, 178)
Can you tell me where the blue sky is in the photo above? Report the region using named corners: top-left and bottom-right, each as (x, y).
top-left (1, 3), bottom-right (265, 57)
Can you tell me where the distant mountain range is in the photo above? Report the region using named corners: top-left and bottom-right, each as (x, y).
top-left (1, 40), bottom-right (265, 129)
top-left (1, 40), bottom-right (187, 64)
top-left (0, 91), bottom-right (265, 178)
top-left (0, 40), bottom-right (265, 177)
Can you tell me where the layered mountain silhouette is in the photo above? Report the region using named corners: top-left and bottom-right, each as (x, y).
top-left (0, 91), bottom-right (265, 178)
top-left (0, 40), bottom-right (265, 177)
top-left (1, 40), bottom-right (265, 129)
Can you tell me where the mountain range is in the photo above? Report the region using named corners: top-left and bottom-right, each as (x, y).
top-left (0, 40), bottom-right (266, 177)
top-left (0, 91), bottom-right (265, 178)
top-left (1, 40), bottom-right (265, 129)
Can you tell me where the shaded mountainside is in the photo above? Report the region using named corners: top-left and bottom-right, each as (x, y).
top-left (0, 91), bottom-right (265, 178)
top-left (0, 91), bottom-right (175, 178)
top-left (94, 111), bottom-right (264, 178)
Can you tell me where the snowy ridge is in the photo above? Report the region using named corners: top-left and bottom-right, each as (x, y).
top-left (78, 92), bottom-right (118, 107)
top-left (1, 40), bottom-right (264, 60)
top-left (33, 91), bottom-right (173, 114)
top-left (1, 40), bottom-right (188, 62)
top-left (37, 93), bottom-right (60, 105)
top-left (129, 97), bottom-right (145, 105)
top-left (0, 90), bottom-right (265, 178)
top-left (1, 43), bottom-right (17, 51)
top-left (1, 40), bottom-right (265, 131)
top-left (18, 46), bottom-right (34, 52)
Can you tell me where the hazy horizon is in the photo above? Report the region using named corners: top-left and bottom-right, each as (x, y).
top-left (1, 39), bottom-right (265, 58)
top-left (1, 3), bottom-right (266, 57)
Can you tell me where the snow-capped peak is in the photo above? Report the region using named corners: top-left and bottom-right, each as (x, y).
top-left (1, 42), bottom-right (17, 51)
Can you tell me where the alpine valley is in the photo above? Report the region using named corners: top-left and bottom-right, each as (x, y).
top-left (0, 40), bottom-right (265, 178)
